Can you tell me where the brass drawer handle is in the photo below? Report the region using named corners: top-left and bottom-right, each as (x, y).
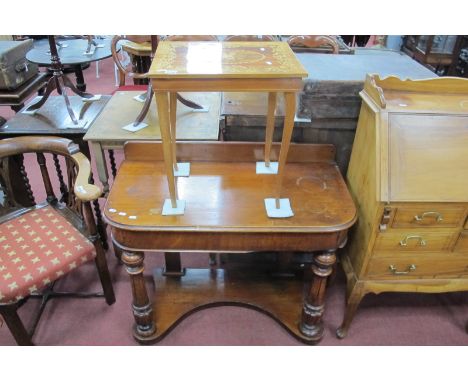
top-left (414, 211), bottom-right (443, 223)
top-left (389, 264), bottom-right (417, 275)
top-left (399, 235), bottom-right (427, 247)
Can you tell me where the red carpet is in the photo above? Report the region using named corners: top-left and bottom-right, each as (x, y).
top-left (1, 53), bottom-right (467, 346)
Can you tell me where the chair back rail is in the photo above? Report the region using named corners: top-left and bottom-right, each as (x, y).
top-left (224, 35), bottom-right (277, 42)
top-left (287, 35), bottom-right (340, 54)
top-left (111, 35), bottom-right (153, 86)
top-left (0, 136), bottom-right (99, 217)
top-left (163, 35), bottom-right (218, 42)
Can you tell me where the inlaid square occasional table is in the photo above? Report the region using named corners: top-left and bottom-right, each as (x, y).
top-left (148, 41), bottom-right (308, 216)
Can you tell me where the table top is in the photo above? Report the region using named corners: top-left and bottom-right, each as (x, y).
top-left (221, 50), bottom-right (437, 119)
top-left (149, 41), bottom-right (308, 79)
top-left (84, 91), bottom-right (221, 143)
top-left (26, 38), bottom-right (112, 66)
top-left (104, 142), bottom-right (356, 233)
top-left (0, 95), bottom-right (110, 135)
top-left (297, 50), bottom-right (435, 83)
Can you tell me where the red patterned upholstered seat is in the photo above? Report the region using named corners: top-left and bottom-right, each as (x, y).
top-left (0, 205), bottom-right (96, 304)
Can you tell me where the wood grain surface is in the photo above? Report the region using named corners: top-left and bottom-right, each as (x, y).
top-left (84, 91), bottom-right (221, 142)
top-left (149, 41), bottom-right (308, 79)
top-left (104, 142), bottom-right (356, 233)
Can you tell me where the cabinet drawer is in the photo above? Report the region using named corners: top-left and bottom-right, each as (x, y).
top-left (373, 231), bottom-right (456, 252)
top-left (455, 232), bottom-right (468, 253)
top-left (366, 253), bottom-right (468, 279)
top-left (392, 206), bottom-right (466, 228)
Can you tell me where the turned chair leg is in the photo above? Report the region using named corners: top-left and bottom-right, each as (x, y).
top-left (0, 304), bottom-right (33, 346)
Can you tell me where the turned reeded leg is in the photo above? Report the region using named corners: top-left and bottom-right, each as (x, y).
top-left (299, 249), bottom-right (336, 341)
top-left (336, 281), bottom-right (366, 339)
top-left (121, 251), bottom-right (156, 339)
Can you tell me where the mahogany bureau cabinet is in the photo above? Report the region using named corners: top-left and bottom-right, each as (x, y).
top-left (337, 74), bottom-right (468, 338)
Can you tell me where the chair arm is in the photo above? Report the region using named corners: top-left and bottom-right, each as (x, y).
top-left (129, 72), bottom-right (148, 80)
top-left (0, 136), bottom-right (80, 158)
top-left (71, 152), bottom-right (102, 201)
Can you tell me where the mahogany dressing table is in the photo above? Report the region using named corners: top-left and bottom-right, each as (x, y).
top-left (105, 141), bottom-right (356, 343)
top-left (104, 41), bottom-right (357, 343)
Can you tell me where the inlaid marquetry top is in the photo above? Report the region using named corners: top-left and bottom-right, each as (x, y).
top-left (148, 42), bottom-right (308, 79)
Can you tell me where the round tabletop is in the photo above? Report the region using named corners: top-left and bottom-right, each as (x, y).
top-left (26, 37), bottom-right (113, 66)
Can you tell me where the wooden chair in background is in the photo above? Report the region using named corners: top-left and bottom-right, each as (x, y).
top-left (287, 35), bottom-right (340, 54)
top-left (111, 35), bottom-right (213, 130)
top-left (111, 35), bottom-right (157, 127)
top-left (224, 35), bottom-right (277, 42)
top-left (163, 35), bottom-right (218, 42)
top-left (0, 136), bottom-right (115, 345)
top-left (111, 35), bottom-right (153, 86)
